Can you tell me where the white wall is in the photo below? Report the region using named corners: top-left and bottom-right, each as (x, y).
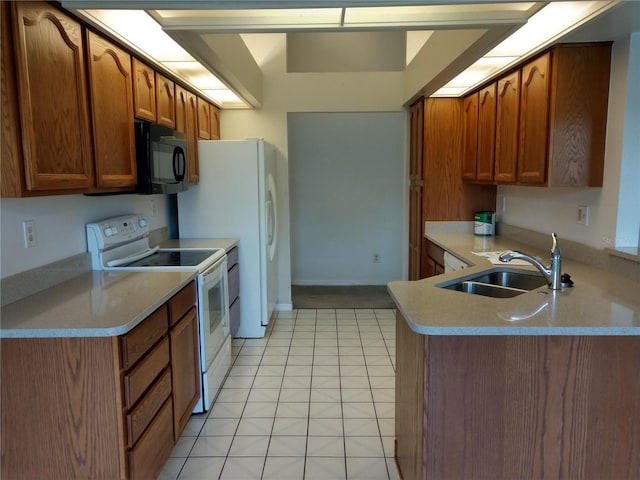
top-left (288, 112), bottom-right (405, 285)
top-left (222, 34), bottom-right (407, 303)
top-left (499, 34), bottom-right (640, 249)
top-left (0, 194), bottom-right (170, 278)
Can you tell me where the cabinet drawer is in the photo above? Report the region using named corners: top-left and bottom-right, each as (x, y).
top-left (228, 264), bottom-right (239, 305)
top-left (126, 367), bottom-right (172, 448)
top-left (227, 246), bottom-right (238, 268)
top-left (121, 305), bottom-right (168, 369)
top-left (124, 337), bottom-right (170, 409)
top-left (128, 398), bottom-right (174, 480)
top-left (229, 298), bottom-right (240, 338)
top-left (169, 281), bottom-right (197, 327)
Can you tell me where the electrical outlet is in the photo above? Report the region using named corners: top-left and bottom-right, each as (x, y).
top-left (577, 205), bottom-right (589, 226)
top-left (373, 253), bottom-right (380, 263)
top-left (22, 220), bottom-right (36, 248)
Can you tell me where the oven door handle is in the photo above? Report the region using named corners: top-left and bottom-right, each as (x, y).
top-left (201, 256), bottom-right (227, 277)
top-left (106, 246), bottom-right (159, 267)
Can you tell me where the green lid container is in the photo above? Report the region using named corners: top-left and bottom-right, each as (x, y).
top-left (474, 211), bottom-right (495, 236)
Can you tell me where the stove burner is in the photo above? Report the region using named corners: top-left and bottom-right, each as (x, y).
top-left (124, 249), bottom-right (219, 268)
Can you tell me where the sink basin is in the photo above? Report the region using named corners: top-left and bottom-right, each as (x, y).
top-left (437, 268), bottom-right (547, 298)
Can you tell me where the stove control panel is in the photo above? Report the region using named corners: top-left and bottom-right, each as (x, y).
top-left (86, 214), bottom-right (150, 250)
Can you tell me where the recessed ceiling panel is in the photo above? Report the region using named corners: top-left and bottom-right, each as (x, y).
top-left (287, 31), bottom-right (406, 72)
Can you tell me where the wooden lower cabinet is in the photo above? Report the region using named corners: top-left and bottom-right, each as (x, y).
top-left (422, 240), bottom-right (445, 278)
top-left (170, 307), bottom-right (201, 440)
top-left (395, 311), bottom-right (640, 480)
top-left (0, 280), bottom-right (200, 480)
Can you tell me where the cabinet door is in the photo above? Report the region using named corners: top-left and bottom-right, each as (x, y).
top-left (210, 103), bottom-right (221, 140)
top-left (155, 72), bottom-right (175, 128)
top-left (11, 2), bottom-right (93, 191)
top-left (476, 83), bottom-right (496, 182)
top-left (408, 100), bottom-right (424, 281)
top-left (170, 307), bottom-right (201, 440)
top-left (518, 53), bottom-right (550, 184)
top-left (86, 31), bottom-right (137, 189)
top-left (495, 70), bottom-right (520, 183)
top-left (461, 93), bottom-right (478, 181)
top-left (197, 96), bottom-right (212, 139)
top-left (176, 86), bottom-right (199, 184)
top-left (132, 58), bottom-right (156, 122)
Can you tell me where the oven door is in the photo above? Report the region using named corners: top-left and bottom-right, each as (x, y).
top-left (198, 255), bottom-right (230, 373)
top-left (195, 255), bottom-right (230, 412)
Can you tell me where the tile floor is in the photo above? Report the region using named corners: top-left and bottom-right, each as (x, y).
top-left (159, 308), bottom-right (400, 480)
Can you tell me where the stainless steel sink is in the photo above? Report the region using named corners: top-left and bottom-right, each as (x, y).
top-left (437, 268), bottom-right (547, 298)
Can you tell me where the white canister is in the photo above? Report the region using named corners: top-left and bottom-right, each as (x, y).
top-left (474, 211), bottom-right (495, 236)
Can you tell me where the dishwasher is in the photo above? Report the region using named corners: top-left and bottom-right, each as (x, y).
top-left (444, 251), bottom-right (469, 273)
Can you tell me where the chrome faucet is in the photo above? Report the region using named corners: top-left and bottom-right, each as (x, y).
top-left (499, 233), bottom-right (564, 290)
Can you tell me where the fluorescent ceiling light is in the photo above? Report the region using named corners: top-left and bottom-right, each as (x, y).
top-left (154, 3), bottom-right (533, 32)
top-left (433, 1), bottom-right (615, 97)
top-left (77, 9), bottom-right (248, 109)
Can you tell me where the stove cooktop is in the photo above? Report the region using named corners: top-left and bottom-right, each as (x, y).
top-left (123, 249), bottom-right (219, 268)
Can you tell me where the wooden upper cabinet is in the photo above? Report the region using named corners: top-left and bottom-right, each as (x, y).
top-left (210, 104), bottom-right (221, 140)
top-left (10, 2), bottom-right (93, 192)
top-left (176, 85), bottom-right (199, 184)
top-left (495, 70), bottom-right (520, 183)
top-left (196, 96), bottom-right (212, 139)
top-left (86, 31), bottom-right (137, 189)
top-left (546, 44), bottom-right (611, 187)
top-left (461, 93), bottom-right (478, 181)
top-left (476, 84), bottom-right (496, 182)
top-left (156, 72), bottom-right (176, 128)
top-left (132, 58), bottom-right (156, 122)
top-left (518, 53), bottom-right (551, 184)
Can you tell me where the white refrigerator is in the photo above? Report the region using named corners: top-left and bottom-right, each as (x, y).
top-left (178, 139), bottom-right (278, 338)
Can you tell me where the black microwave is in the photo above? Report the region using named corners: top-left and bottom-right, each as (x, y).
top-left (135, 121), bottom-right (188, 195)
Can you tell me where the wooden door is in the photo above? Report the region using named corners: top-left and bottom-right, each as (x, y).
top-left (461, 93), bottom-right (478, 181)
top-left (86, 31), bottom-right (137, 189)
top-left (132, 58), bottom-right (156, 122)
top-left (197, 96), bottom-right (212, 139)
top-left (176, 86), bottom-right (199, 184)
top-left (11, 2), bottom-right (93, 192)
top-left (155, 72), bottom-right (175, 128)
top-left (210, 103), bottom-right (221, 140)
top-left (518, 53), bottom-right (551, 184)
top-left (476, 83), bottom-right (496, 182)
top-left (408, 99), bottom-right (424, 281)
top-left (170, 308), bottom-right (201, 440)
top-left (495, 70), bottom-right (520, 183)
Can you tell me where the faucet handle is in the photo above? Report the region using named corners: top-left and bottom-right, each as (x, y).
top-left (550, 232), bottom-right (561, 256)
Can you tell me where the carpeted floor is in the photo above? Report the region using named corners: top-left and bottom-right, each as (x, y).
top-left (291, 285), bottom-right (396, 309)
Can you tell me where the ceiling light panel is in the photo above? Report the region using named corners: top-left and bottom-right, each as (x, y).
top-left (155, 8), bottom-right (343, 31)
top-left (344, 3), bottom-right (534, 28)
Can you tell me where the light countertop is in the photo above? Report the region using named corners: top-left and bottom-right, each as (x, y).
top-left (388, 232), bottom-right (640, 336)
top-left (1, 238), bottom-right (240, 339)
top-left (0, 271), bottom-right (195, 338)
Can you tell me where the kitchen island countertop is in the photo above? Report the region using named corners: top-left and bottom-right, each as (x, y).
top-left (388, 232), bottom-right (640, 336)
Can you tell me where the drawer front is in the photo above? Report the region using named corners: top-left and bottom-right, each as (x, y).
top-left (168, 281), bottom-right (197, 327)
top-left (228, 263), bottom-right (239, 304)
top-left (128, 398), bottom-right (174, 480)
top-left (126, 367), bottom-right (172, 447)
top-left (229, 298), bottom-right (240, 338)
top-left (227, 246), bottom-right (238, 268)
top-left (124, 337), bottom-right (170, 409)
top-left (121, 305), bottom-right (168, 369)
